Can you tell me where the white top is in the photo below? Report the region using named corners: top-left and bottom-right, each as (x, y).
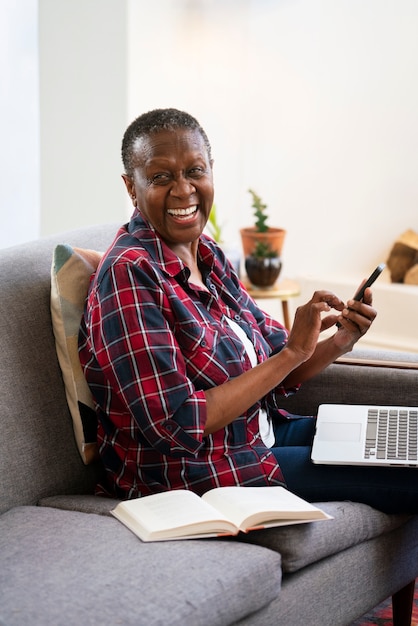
top-left (223, 316), bottom-right (275, 448)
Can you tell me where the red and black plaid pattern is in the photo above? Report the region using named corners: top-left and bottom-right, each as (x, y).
top-left (79, 214), bottom-right (296, 499)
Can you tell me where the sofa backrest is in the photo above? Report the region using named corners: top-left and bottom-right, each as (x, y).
top-left (283, 348), bottom-right (418, 416)
top-left (0, 223), bottom-right (119, 513)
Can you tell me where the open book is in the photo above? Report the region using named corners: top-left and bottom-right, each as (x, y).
top-left (111, 486), bottom-right (332, 542)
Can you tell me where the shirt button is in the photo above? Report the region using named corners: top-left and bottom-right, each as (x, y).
top-left (234, 314), bottom-right (241, 321)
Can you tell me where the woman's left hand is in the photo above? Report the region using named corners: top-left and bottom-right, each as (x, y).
top-left (331, 287), bottom-right (377, 351)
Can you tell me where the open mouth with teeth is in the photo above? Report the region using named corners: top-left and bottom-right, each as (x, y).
top-left (167, 206), bottom-right (198, 221)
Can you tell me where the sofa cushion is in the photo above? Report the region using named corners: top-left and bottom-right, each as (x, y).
top-left (0, 506), bottom-right (281, 626)
top-left (39, 493), bottom-right (121, 515)
top-left (239, 500), bottom-right (411, 573)
top-left (38, 495), bottom-right (411, 575)
top-left (50, 244), bottom-right (102, 464)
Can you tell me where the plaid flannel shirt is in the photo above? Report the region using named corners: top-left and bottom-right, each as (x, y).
top-left (79, 212), bottom-right (298, 499)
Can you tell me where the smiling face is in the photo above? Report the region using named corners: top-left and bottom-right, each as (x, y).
top-left (122, 128), bottom-right (214, 250)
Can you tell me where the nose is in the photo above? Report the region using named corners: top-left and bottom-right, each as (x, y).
top-left (170, 175), bottom-right (196, 198)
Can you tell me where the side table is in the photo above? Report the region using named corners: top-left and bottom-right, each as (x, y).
top-left (244, 278), bottom-right (301, 329)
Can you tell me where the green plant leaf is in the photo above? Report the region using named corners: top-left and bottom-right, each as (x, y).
top-left (252, 241), bottom-right (278, 258)
top-left (248, 188), bottom-right (269, 233)
top-left (206, 204), bottom-right (223, 243)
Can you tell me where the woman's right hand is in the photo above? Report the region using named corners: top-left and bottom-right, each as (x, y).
top-left (285, 290), bottom-right (345, 364)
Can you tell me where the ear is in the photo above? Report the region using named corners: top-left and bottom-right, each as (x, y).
top-left (121, 174), bottom-right (137, 207)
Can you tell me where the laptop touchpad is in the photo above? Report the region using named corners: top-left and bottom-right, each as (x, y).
top-left (317, 422), bottom-right (362, 442)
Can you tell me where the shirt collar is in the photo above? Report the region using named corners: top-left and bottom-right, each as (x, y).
top-left (127, 211), bottom-right (216, 280)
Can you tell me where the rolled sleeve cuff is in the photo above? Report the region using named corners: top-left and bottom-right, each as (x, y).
top-left (144, 390), bottom-right (207, 458)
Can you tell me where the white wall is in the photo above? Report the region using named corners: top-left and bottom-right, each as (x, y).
top-left (4, 0), bottom-right (418, 268)
top-left (0, 0), bottom-right (39, 247)
top-left (2, 1), bottom-right (418, 351)
top-left (38, 0), bottom-right (129, 236)
top-left (127, 0), bottom-right (418, 282)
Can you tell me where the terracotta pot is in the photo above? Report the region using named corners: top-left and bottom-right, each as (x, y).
top-left (240, 227), bottom-right (286, 258)
top-left (245, 255), bottom-right (282, 288)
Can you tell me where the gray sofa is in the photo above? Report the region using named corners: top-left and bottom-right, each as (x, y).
top-left (1, 223), bottom-right (417, 626)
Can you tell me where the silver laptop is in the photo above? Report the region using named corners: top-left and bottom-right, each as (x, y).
top-left (311, 404), bottom-right (418, 467)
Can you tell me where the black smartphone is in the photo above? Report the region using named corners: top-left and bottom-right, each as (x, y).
top-left (352, 263), bottom-right (386, 302)
top-left (336, 263), bottom-right (385, 327)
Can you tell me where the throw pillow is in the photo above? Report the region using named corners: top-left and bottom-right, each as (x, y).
top-left (50, 244), bottom-right (103, 464)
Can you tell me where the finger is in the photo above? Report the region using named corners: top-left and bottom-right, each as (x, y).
top-left (311, 291), bottom-right (345, 310)
top-left (336, 311), bottom-right (360, 329)
top-left (361, 286), bottom-right (373, 305)
top-left (320, 314), bottom-right (340, 332)
top-left (341, 306), bottom-right (375, 333)
top-left (346, 299), bottom-right (377, 322)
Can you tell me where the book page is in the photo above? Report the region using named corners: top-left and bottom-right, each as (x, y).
top-left (202, 486), bottom-right (328, 530)
top-left (112, 490), bottom-right (237, 539)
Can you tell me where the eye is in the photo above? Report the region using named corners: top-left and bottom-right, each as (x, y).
top-left (151, 173), bottom-right (171, 185)
top-left (188, 167), bottom-right (205, 178)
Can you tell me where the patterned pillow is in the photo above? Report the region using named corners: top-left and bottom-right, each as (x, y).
top-left (50, 244), bottom-right (103, 464)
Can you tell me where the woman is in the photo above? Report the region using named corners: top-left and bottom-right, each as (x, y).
top-left (79, 108), bottom-right (416, 513)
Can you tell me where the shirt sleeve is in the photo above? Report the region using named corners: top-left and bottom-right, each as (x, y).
top-left (86, 259), bottom-right (206, 458)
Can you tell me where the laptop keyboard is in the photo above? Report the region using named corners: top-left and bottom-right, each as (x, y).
top-left (364, 408), bottom-right (418, 461)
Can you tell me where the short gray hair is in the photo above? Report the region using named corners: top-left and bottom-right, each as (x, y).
top-left (121, 108), bottom-right (212, 177)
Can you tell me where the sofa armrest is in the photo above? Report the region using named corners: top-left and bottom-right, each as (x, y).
top-left (281, 348), bottom-right (418, 415)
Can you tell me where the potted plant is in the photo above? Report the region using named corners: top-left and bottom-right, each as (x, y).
top-left (240, 189), bottom-right (286, 287)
